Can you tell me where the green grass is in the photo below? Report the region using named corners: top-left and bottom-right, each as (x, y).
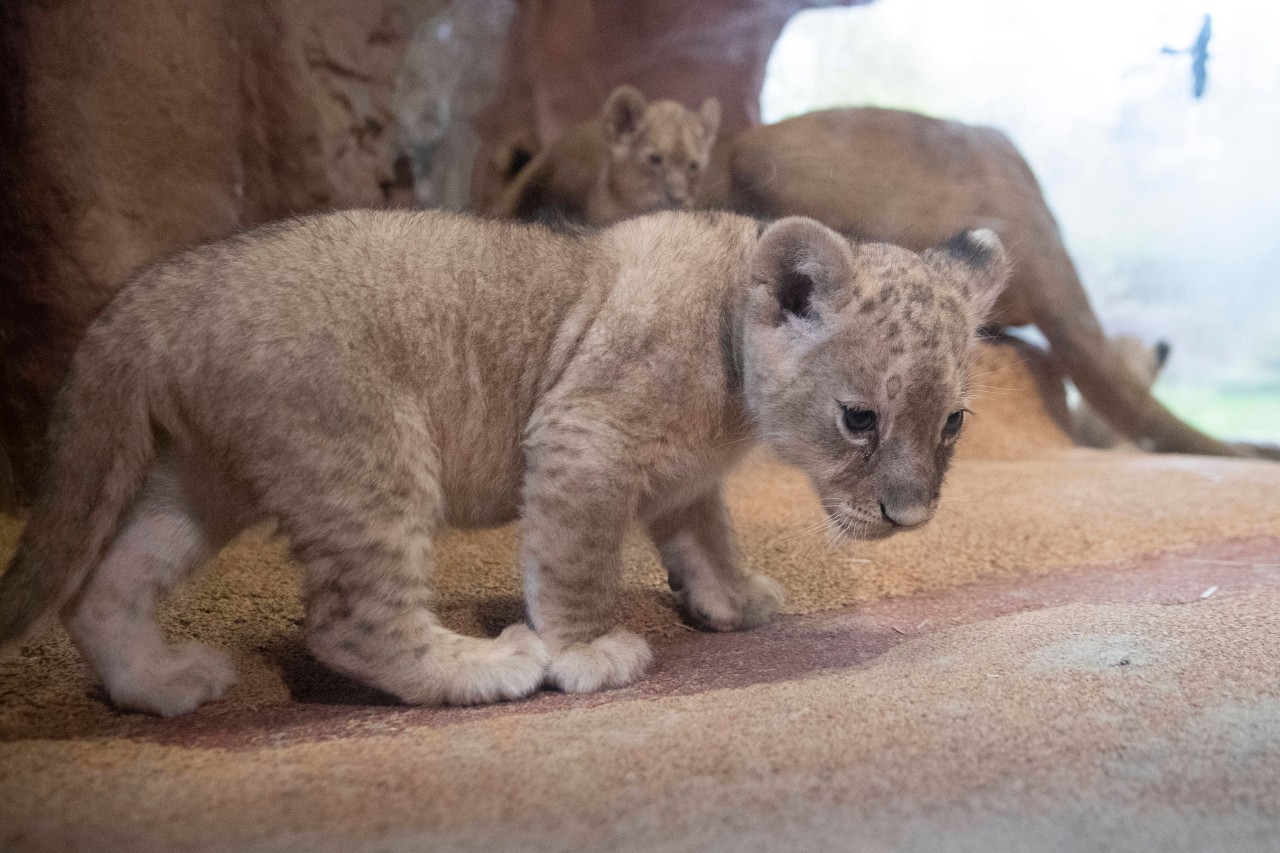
top-left (1156, 383), bottom-right (1280, 444)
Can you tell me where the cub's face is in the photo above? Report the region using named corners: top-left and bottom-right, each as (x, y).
top-left (601, 86), bottom-right (720, 214)
top-left (743, 219), bottom-right (1010, 539)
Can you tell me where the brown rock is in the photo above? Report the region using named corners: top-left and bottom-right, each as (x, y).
top-left (0, 0), bottom-right (439, 500)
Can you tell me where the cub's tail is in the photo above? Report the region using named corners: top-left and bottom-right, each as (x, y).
top-left (0, 339), bottom-right (155, 656)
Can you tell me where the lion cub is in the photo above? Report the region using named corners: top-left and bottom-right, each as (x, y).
top-left (0, 210), bottom-right (1007, 716)
top-left (489, 85), bottom-right (720, 225)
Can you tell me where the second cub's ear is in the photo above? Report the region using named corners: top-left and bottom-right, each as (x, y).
top-left (603, 86), bottom-right (648, 143)
top-left (930, 228), bottom-right (1011, 325)
top-left (699, 97), bottom-right (721, 139)
top-left (752, 217), bottom-right (853, 326)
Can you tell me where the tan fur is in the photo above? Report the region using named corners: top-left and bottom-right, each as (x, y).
top-left (727, 106), bottom-right (1269, 459)
top-left (1073, 336), bottom-right (1169, 450)
top-left (488, 85), bottom-right (720, 226)
top-left (0, 209), bottom-right (1007, 715)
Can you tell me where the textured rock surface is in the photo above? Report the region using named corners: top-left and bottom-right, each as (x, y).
top-left (0, 0), bottom-right (441, 499)
top-left (397, 0), bottom-right (517, 210)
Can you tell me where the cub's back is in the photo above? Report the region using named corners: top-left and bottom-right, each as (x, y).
top-left (95, 210), bottom-right (592, 381)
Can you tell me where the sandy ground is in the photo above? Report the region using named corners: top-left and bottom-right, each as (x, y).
top-left (1, 340), bottom-right (1278, 852)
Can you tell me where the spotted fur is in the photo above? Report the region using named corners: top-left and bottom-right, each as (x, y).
top-left (0, 210), bottom-right (1007, 715)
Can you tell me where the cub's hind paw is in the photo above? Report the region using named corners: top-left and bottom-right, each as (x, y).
top-left (107, 641), bottom-right (238, 717)
top-left (683, 572), bottom-right (783, 632)
top-left (547, 628), bottom-right (652, 694)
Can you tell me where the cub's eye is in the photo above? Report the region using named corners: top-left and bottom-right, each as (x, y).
top-left (648, 153), bottom-right (663, 166)
top-left (841, 406), bottom-right (877, 434)
top-left (943, 410), bottom-right (965, 437)
top-left (688, 160), bottom-right (699, 171)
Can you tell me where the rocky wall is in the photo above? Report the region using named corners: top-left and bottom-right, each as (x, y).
top-left (0, 0), bottom-right (442, 501)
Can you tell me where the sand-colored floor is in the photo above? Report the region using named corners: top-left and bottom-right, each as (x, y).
top-left (2, 340), bottom-right (1278, 851)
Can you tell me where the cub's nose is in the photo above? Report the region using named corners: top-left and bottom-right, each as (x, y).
top-left (879, 500), bottom-right (932, 529)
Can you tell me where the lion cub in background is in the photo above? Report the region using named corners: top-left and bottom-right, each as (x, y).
top-left (0, 209), bottom-right (1008, 716)
top-left (489, 85), bottom-right (720, 225)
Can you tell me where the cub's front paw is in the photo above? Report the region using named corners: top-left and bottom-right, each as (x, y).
top-left (682, 572), bottom-right (783, 632)
top-left (546, 628), bottom-right (652, 694)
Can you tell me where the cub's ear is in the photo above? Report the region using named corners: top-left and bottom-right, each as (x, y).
top-left (699, 97), bottom-right (721, 139)
top-left (931, 228), bottom-right (1011, 325)
top-left (603, 85), bottom-right (648, 144)
top-left (752, 217), bottom-right (853, 326)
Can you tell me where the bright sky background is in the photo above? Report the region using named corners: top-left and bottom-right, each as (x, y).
top-left (762, 0), bottom-right (1280, 439)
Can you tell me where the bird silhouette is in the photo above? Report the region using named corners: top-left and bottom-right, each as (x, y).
top-left (1162, 14), bottom-right (1212, 99)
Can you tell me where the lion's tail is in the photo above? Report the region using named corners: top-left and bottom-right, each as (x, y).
top-left (1022, 235), bottom-right (1253, 458)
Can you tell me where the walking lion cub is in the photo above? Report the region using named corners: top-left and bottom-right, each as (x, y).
top-left (0, 210), bottom-right (1007, 715)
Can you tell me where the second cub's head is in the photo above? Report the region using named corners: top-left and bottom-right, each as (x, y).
top-left (743, 218), bottom-right (1011, 539)
top-left (601, 85), bottom-right (720, 214)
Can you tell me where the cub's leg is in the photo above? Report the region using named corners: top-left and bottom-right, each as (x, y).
top-left (63, 456), bottom-right (245, 717)
top-left (520, 437), bottom-right (652, 694)
top-left (302, 530), bottom-right (547, 705)
top-left (647, 487), bottom-right (782, 632)
top-left (286, 437), bottom-right (546, 706)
